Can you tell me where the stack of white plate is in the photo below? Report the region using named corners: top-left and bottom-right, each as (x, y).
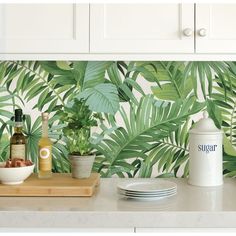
top-left (117, 179), bottom-right (177, 201)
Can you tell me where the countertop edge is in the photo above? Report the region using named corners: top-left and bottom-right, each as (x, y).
top-left (0, 211), bottom-right (236, 228)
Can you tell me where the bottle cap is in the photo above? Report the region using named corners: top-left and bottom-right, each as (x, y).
top-left (14, 109), bottom-right (23, 122)
top-left (189, 111), bottom-right (223, 135)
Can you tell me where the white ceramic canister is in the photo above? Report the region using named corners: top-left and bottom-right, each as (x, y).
top-left (188, 111), bottom-right (223, 187)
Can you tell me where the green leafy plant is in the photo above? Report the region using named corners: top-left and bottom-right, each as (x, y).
top-left (60, 99), bottom-right (101, 156)
top-left (94, 95), bottom-right (204, 177)
top-left (0, 133), bottom-right (9, 161)
top-left (207, 75), bottom-right (236, 177)
top-left (72, 61), bottom-right (145, 115)
top-left (0, 61), bottom-right (74, 113)
top-left (71, 61), bottom-right (119, 115)
top-left (150, 62), bottom-right (195, 101)
top-left (107, 62), bottom-right (145, 105)
top-left (139, 119), bottom-right (191, 178)
top-left (135, 61), bottom-right (232, 100)
top-left (1, 60), bottom-right (236, 178)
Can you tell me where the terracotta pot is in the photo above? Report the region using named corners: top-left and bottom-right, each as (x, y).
top-left (69, 154), bottom-right (95, 179)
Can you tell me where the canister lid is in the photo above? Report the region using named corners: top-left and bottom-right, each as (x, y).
top-left (189, 111), bottom-right (223, 134)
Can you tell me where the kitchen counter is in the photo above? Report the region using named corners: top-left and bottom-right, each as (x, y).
top-left (0, 178), bottom-right (236, 230)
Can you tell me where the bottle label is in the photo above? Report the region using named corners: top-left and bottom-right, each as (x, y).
top-left (39, 146), bottom-right (52, 171)
top-left (11, 144), bottom-right (25, 160)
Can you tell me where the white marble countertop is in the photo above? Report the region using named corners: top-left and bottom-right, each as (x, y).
top-left (0, 178), bottom-right (236, 229)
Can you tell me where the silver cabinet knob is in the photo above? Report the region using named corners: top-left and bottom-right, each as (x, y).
top-left (198, 28), bottom-right (207, 37)
top-left (183, 28), bottom-right (193, 37)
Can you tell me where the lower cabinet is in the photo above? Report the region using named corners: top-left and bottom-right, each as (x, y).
top-left (73, 228), bottom-right (135, 232)
top-left (0, 228), bottom-right (135, 233)
top-left (2, 227), bottom-right (236, 233)
top-left (135, 228), bottom-right (236, 233)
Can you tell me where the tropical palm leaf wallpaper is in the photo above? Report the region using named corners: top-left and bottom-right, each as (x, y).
top-left (0, 61), bottom-right (236, 177)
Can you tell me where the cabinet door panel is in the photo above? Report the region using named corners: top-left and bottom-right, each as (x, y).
top-left (90, 4), bottom-right (194, 53)
top-left (136, 228), bottom-right (236, 233)
top-left (196, 4), bottom-right (236, 53)
top-left (0, 4), bottom-right (89, 53)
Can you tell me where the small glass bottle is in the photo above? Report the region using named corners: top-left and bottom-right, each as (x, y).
top-left (38, 113), bottom-right (52, 179)
top-left (10, 109), bottom-right (26, 160)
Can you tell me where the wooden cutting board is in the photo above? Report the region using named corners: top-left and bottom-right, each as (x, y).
top-left (0, 173), bottom-right (100, 197)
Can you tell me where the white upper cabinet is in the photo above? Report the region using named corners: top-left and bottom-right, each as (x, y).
top-left (1, 3), bottom-right (236, 58)
top-left (196, 4), bottom-right (236, 53)
top-left (90, 4), bottom-right (194, 53)
top-left (0, 4), bottom-right (89, 53)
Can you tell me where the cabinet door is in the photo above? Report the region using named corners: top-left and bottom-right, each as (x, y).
top-left (135, 228), bottom-right (236, 233)
top-left (0, 4), bottom-right (89, 53)
top-left (90, 4), bottom-right (194, 53)
top-left (196, 4), bottom-right (236, 53)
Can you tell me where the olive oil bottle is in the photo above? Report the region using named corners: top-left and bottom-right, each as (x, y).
top-left (10, 109), bottom-right (26, 160)
top-left (38, 113), bottom-right (52, 178)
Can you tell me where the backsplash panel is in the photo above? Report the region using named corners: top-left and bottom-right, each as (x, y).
top-left (0, 61), bottom-right (235, 177)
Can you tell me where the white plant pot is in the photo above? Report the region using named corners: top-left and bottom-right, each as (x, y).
top-left (69, 154), bottom-right (95, 179)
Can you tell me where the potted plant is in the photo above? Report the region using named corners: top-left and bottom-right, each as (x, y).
top-left (60, 98), bottom-right (101, 178)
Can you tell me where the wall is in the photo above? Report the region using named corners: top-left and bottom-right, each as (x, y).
top-left (0, 61), bottom-right (235, 177)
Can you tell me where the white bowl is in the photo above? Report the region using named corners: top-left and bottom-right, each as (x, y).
top-left (0, 162), bottom-right (35, 185)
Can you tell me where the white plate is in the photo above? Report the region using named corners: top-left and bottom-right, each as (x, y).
top-left (119, 192), bottom-right (177, 201)
top-left (117, 179), bottom-right (177, 193)
top-left (118, 190), bottom-right (177, 198)
top-left (118, 188), bottom-right (177, 195)
top-left (118, 190), bottom-right (177, 197)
